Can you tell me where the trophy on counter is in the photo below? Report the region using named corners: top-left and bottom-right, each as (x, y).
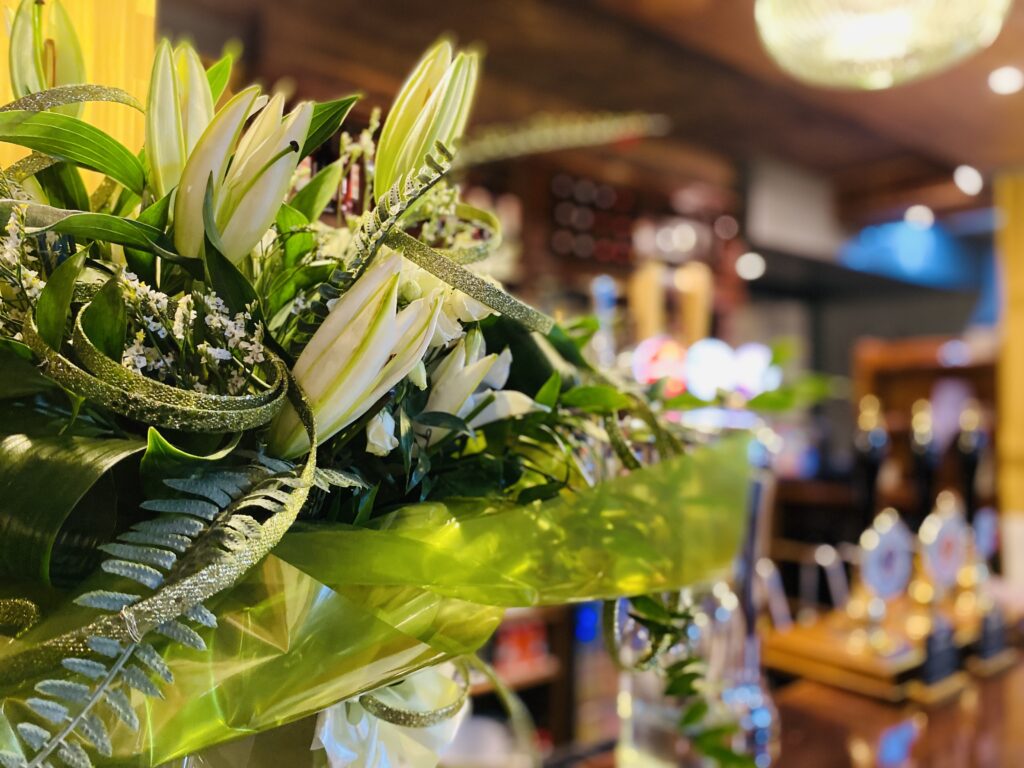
top-left (965, 505), bottom-right (1013, 674)
top-left (853, 508), bottom-right (914, 656)
top-left (909, 400), bottom-right (939, 532)
top-left (914, 493), bottom-right (968, 692)
top-left (854, 395), bottom-right (889, 533)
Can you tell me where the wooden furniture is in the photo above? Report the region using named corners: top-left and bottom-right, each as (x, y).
top-left (776, 659), bottom-right (1024, 767)
top-left (572, 656), bottom-right (1024, 767)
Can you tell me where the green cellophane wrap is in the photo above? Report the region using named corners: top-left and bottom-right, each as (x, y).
top-left (0, 434), bottom-right (749, 766)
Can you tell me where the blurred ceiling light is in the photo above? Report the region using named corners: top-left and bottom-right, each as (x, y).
top-left (713, 215), bottom-right (740, 240)
top-left (904, 204), bottom-right (935, 229)
top-left (755, 0), bottom-right (1012, 90)
top-left (736, 251), bottom-right (767, 281)
top-left (953, 165), bottom-right (984, 196)
top-left (988, 65), bottom-right (1024, 94)
top-left (672, 222), bottom-right (698, 251)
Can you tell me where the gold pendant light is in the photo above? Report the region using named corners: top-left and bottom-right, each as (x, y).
top-left (755, 0), bottom-right (1013, 90)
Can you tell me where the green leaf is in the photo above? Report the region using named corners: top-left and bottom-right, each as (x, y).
top-left (124, 192), bottom-right (173, 285)
top-left (629, 594), bottom-right (673, 622)
top-left (0, 110), bottom-right (145, 194)
top-left (517, 481), bottom-right (564, 504)
top-left (663, 391), bottom-right (712, 410)
top-left (0, 403), bottom-right (144, 584)
top-left (353, 483), bottom-right (379, 526)
top-left (275, 203), bottom-right (315, 267)
top-left (546, 323), bottom-right (593, 371)
top-left (665, 672), bottom-right (701, 698)
top-left (769, 336), bottom-right (798, 367)
top-left (203, 176), bottom-right (259, 316)
top-left (33, 211), bottom-right (165, 250)
top-left (416, 410), bottom-right (474, 437)
top-left (291, 159), bottom-right (343, 221)
top-left (140, 428), bottom-right (241, 491)
top-left (266, 261), bottom-right (333, 319)
top-left (80, 277), bottom-right (126, 360)
top-left (679, 698), bottom-right (709, 728)
top-left (35, 250), bottom-right (85, 349)
top-left (561, 385), bottom-right (631, 413)
top-left (36, 161), bottom-right (88, 211)
top-left (534, 371), bottom-right (561, 409)
top-left (205, 52), bottom-right (234, 104)
top-left (0, 339), bottom-right (55, 398)
top-left (563, 315), bottom-right (600, 349)
top-left (301, 95), bottom-right (359, 159)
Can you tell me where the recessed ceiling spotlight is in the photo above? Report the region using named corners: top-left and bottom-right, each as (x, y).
top-left (736, 251), bottom-right (766, 281)
top-left (953, 165), bottom-right (984, 196)
top-left (904, 204), bottom-right (935, 229)
top-left (989, 66), bottom-right (1024, 94)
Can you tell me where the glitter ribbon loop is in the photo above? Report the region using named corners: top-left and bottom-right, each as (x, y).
top-left (435, 202), bottom-right (503, 265)
top-left (22, 311), bottom-right (288, 433)
top-left (358, 659), bottom-right (470, 728)
top-left (0, 84), bottom-right (144, 114)
top-left (0, 599), bottom-right (41, 638)
top-left (386, 229), bottom-right (553, 334)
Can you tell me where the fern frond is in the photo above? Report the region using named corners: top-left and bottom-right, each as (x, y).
top-left (7, 386), bottom-right (319, 768)
top-left (288, 141), bottom-right (454, 352)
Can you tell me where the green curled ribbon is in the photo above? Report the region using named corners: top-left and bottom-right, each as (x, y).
top-left (436, 202), bottom-right (503, 266)
top-left (0, 599), bottom-right (41, 638)
top-left (359, 658), bottom-right (470, 728)
top-left (72, 308), bottom-right (286, 411)
top-left (387, 229), bottom-right (554, 334)
top-left (22, 312), bottom-right (289, 433)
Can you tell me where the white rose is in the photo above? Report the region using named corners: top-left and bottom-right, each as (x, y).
top-left (365, 410), bottom-right (399, 457)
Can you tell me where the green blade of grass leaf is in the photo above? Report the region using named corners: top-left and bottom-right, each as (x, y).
top-left (0, 110), bottom-right (145, 194)
top-left (36, 250), bottom-right (85, 349)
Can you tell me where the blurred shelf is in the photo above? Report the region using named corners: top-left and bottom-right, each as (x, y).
top-left (470, 655), bottom-right (562, 697)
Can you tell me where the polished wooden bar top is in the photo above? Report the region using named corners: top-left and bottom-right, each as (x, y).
top-left (777, 659), bottom-right (1024, 767)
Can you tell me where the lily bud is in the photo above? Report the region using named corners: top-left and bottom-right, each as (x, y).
top-left (146, 40), bottom-right (215, 198)
top-left (374, 40), bottom-right (479, 199)
top-left (9, 0), bottom-right (85, 104)
top-left (418, 329), bottom-right (545, 445)
top-left (174, 89), bottom-right (313, 264)
top-left (268, 251), bottom-right (443, 458)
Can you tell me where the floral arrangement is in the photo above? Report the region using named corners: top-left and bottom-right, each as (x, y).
top-left (0, 3), bottom-right (751, 767)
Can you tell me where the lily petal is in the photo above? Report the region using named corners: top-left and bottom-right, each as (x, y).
top-left (173, 86), bottom-right (260, 258)
top-left (146, 40), bottom-right (185, 199)
top-left (469, 390), bottom-right (548, 429)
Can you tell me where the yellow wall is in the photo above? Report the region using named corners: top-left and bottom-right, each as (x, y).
top-left (995, 172), bottom-right (1024, 585)
top-left (0, 0), bottom-right (155, 173)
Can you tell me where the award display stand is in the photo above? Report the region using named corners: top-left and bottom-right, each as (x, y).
top-left (762, 510), bottom-right (922, 702)
top-left (904, 495), bottom-right (969, 704)
top-left (964, 506), bottom-right (1017, 676)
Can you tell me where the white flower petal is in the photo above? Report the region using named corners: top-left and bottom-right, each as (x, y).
top-left (365, 411), bottom-right (399, 457)
top-left (469, 390), bottom-right (548, 429)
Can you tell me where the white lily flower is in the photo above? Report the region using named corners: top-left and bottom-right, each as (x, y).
top-left (312, 663), bottom-right (468, 768)
top-left (374, 39), bottom-right (479, 199)
top-left (146, 40), bottom-right (215, 198)
top-left (418, 329), bottom-right (545, 445)
top-left (408, 360), bottom-right (428, 390)
top-left (365, 410), bottom-right (399, 457)
top-left (399, 261), bottom-right (496, 348)
top-left (9, 0), bottom-right (84, 104)
top-left (269, 251), bottom-right (442, 458)
top-left (174, 88), bottom-right (313, 264)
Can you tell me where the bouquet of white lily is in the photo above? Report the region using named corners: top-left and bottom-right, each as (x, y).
top-left (0, 5), bottom-right (751, 768)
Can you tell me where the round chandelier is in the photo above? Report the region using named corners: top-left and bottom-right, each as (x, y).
top-left (754, 0), bottom-right (1013, 90)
